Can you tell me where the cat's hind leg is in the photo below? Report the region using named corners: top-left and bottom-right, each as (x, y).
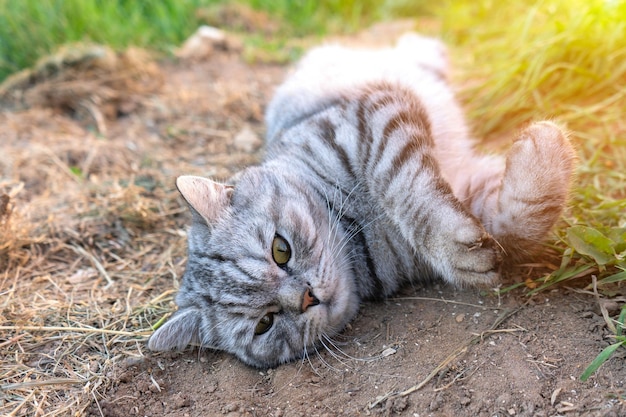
top-left (463, 122), bottom-right (576, 263)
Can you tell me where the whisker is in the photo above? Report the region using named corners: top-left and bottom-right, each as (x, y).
top-left (304, 345), bottom-right (325, 377)
top-left (301, 320), bottom-right (325, 376)
top-left (321, 333), bottom-right (378, 363)
top-left (323, 180), bottom-right (363, 255)
top-left (331, 212), bottom-right (387, 264)
top-left (313, 343), bottom-right (344, 373)
top-left (318, 336), bottom-right (355, 370)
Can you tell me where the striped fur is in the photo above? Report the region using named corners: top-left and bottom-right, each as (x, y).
top-left (148, 34), bottom-right (576, 368)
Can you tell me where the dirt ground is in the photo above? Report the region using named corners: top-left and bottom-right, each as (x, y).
top-left (1, 25), bottom-right (625, 417)
top-left (97, 287), bottom-right (625, 417)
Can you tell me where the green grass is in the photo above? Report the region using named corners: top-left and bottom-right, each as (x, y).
top-left (0, 0), bottom-right (212, 80)
top-left (244, 0), bottom-right (432, 35)
top-left (1, 0), bottom-right (624, 380)
top-left (0, 0), bottom-right (433, 82)
top-left (581, 303), bottom-right (626, 381)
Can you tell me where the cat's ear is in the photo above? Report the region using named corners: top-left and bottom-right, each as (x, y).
top-left (176, 176), bottom-right (233, 225)
top-left (148, 307), bottom-right (202, 351)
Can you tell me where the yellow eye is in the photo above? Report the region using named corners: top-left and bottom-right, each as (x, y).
top-left (272, 235), bottom-right (291, 266)
top-left (254, 313), bottom-right (274, 335)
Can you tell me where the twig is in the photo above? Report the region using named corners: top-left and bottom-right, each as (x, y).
top-left (433, 360), bottom-right (484, 392)
top-left (1, 378), bottom-right (84, 391)
top-left (391, 296), bottom-right (490, 309)
top-left (0, 325), bottom-right (149, 337)
top-left (6, 388), bottom-right (36, 416)
top-left (79, 98), bottom-right (107, 135)
top-left (591, 275), bottom-right (616, 334)
top-left (92, 390), bottom-right (105, 417)
top-left (38, 146), bottom-right (83, 185)
top-left (472, 325), bottom-right (527, 340)
top-left (0, 333), bottom-right (26, 348)
top-left (526, 359), bottom-right (558, 368)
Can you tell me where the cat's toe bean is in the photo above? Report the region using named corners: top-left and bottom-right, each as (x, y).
top-left (432, 225), bottom-right (500, 286)
top-left (451, 217), bottom-right (495, 250)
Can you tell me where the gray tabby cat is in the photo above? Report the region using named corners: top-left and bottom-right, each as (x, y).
top-left (148, 34), bottom-right (576, 368)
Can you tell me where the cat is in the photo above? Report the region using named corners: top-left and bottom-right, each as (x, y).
top-left (148, 34), bottom-right (576, 368)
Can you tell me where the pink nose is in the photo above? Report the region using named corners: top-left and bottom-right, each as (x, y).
top-left (302, 288), bottom-right (320, 312)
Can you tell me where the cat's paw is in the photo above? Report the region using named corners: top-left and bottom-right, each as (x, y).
top-left (435, 214), bottom-right (501, 286)
top-left (505, 121), bottom-right (574, 198)
top-left (491, 121), bottom-right (576, 261)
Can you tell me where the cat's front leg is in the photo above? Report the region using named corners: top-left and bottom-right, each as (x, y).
top-left (356, 86), bottom-right (501, 286)
top-left (375, 157), bottom-right (501, 286)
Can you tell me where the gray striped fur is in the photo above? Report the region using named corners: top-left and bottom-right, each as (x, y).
top-left (148, 34), bottom-right (576, 368)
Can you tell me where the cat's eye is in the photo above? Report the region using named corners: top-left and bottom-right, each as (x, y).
top-left (272, 235), bottom-right (291, 266)
top-left (254, 312), bottom-right (274, 335)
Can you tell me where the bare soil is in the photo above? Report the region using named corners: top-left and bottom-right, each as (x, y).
top-left (1, 26), bottom-right (625, 417)
top-left (98, 287), bottom-right (625, 417)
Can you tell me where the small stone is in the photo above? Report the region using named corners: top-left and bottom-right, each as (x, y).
top-left (171, 392), bottom-right (192, 409)
top-left (222, 402), bottom-right (239, 413)
top-left (207, 380), bottom-right (218, 393)
top-left (550, 387), bottom-right (562, 406)
top-left (391, 397), bottom-right (409, 413)
top-left (381, 347), bottom-right (397, 357)
top-left (429, 393), bottom-right (444, 411)
top-left (496, 393), bottom-right (511, 405)
top-left (176, 25), bottom-right (227, 60)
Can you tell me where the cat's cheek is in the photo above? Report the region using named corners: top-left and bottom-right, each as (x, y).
top-left (321, 277), bottom-right (360, 333)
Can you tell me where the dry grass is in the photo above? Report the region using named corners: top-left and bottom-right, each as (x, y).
top-left (0, 159), bottom-right (184, 415)
top-left (0, 31), bottom-right (274, 413)
top-left (0, 47), bottom-right (185, 416)
top-left (0, 147), bottom-right (185, 415)
top-left (1, 43), bottom-right (163, 135)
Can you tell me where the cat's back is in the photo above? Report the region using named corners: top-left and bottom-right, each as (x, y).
top-left (265, 34), bottom-right (473, 166)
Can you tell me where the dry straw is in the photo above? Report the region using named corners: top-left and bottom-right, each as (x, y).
top-left (0, 44), bottom-right (182, 416)
top-left (0, 43), bottom-right (163, 135)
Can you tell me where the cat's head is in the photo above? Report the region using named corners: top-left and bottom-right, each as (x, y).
top-left (148, 170), bottom-right (359, 368)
